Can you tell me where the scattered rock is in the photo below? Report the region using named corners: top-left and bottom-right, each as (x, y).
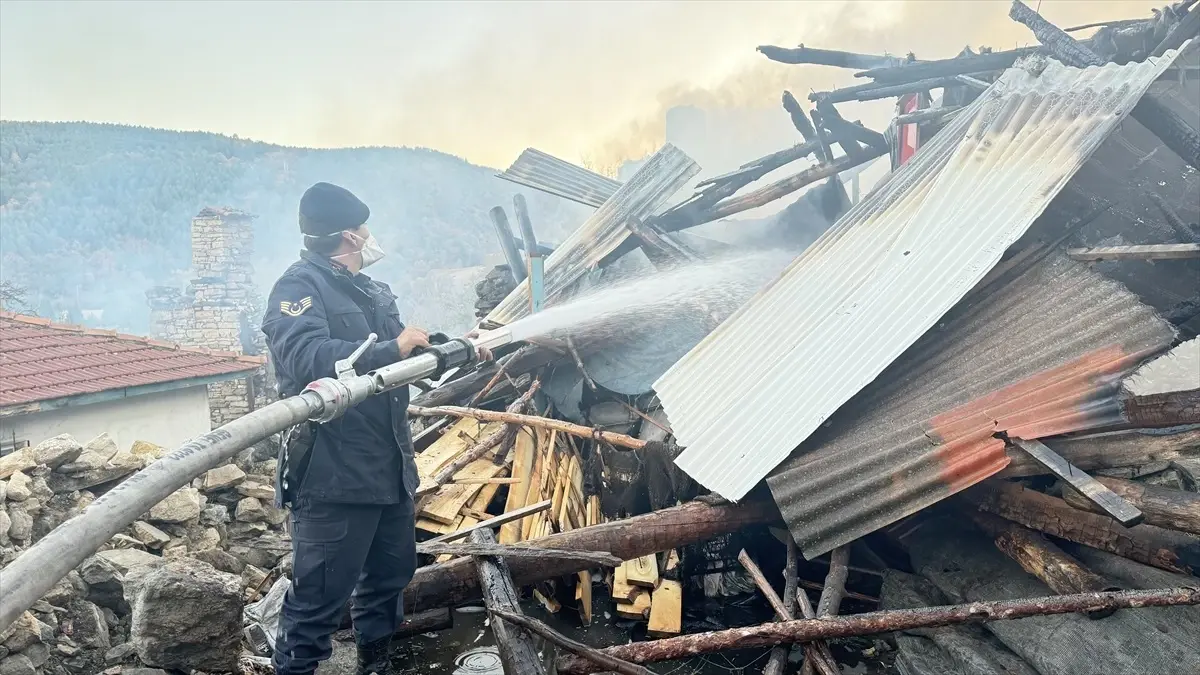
top-left (49, 449), bottom-right (141, 493)
top-left (120, 669), bottom-right (169, 675)
top-left (126, 559), bottom-right (243, 671)
top-left (0, 654), bottom-right (35, 675)
top-left (21, 643), bottom-right (48, 669)
top-left (235, 497), bottom-right (266, 523)
top-left (0, 509), bottom-right (10, 547)
top-left (107, 534), bottom-right (146, 551)
top-left (199, 504), bottom-right (229, 527)
top-left (0, 480), bottom-right (6, 502)
top-left (65, 598), bottom-right (110, 651)
top-left (236, 481), bottom-right (276, 501)
top-left (33, 434), bottom-right (83, 469)
top-left (242, 564), bottom-right (269, 591)
top-left (1, 612), bottom-right (41, 652)
top-left (97, 548), bottom-right (162, 574)
top-left (59, 434), bottom-right (119, 473)
top-left (43, 571), bottom-right (87, 609)
top-left (189, 548), bottom-right (244, 575)
top-left (104, 643), bottom-right (136, 665)
top-left (129, 441), bottom-right (166, 463)
top-left (201, 464), bottom-right (246, 492)
top-left (5, 471), bottom-right (32, 502)
top-left (79, 555), bottom-right (126, 613)
top-left (147, 488), bottom-right (201, 524)
top-left (0, 449), bottom-right (35, 480)
top-left (131, 521), bottom-right (171, 549)
top-left (7, 505), bottom-right (33, 542)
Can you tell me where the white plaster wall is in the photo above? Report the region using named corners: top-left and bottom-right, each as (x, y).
top-left (0, 386), bottom-right (212, 452)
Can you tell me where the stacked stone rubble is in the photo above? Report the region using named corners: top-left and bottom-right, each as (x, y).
top-left (1, 433), bottom-right (291, 675)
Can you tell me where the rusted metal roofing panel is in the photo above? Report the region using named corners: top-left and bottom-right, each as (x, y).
top-left (496, 148), bottom-right (622, 208)
top-left (767, 252), bottom-right (1176, 559)
top-left (486, 144), bottom-right (700, 326)
top-left (0, 313), bottom-right (263, 408)
top-left (655, 48), bottom-right (1186, 502)
top-left (1125, 338), bottom-right (1200, 396)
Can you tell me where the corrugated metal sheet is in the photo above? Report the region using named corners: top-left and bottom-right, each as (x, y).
top-left (486, 144), bottom-right (700, 326)
top-left (766, 252), bottom-right (1176, 559)
top-left (1125, 337), bottom-right (1200, 396)
top-left (0, 313), bottom-right (263, 408)
top-left (655, 49), bottom-right (1186, 502)
top-left (496, 148), bottom-right (622, 208)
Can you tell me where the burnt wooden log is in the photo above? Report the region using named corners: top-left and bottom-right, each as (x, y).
top-left (970, 511), bottom-right (1119, 617)
top-left (1009, 0), bottom-right (1200, 171)
top-left (409, 402), bottom-right (647, 451)
top-left (894, 105), bottom-right (965, 126)
top-left (758, 44), bottom-right (909, 70)
top-left (782, 92), bottom-right (832, 162)
top-left (417, 540), bottom-right (621, 566)
top-left (971, 482), bottom-right (1200, 575)
top-left (1061, 475), bottom-right (1200, 536)
top-left (1153, 4), bottom-right (1200, 56)
top-left (764, 538), bottom-right (801, 675)
top-left (626, 217), bottom-right (702, 269)
top-left (1123, 390), bottom-right (1200, 428)
top-left (404, 499), bottom-right (779, 611)
top-left (556, 587), bottom-right (1200, 673)
top-left (412, 345), bottom-right (554, 407)
top-left (490, 608), bottom-right (653, 675)
top-left (817, 103), bottom-right (890, 155)
top-left (470, 529), bottom-right (547, 675)
top-left (855, 47), bottom-right (1040, 83)
top-left (1000, 429), bottom-right (1200, 478)
top-left (814, 76), bottom-right (960, 104)
top-left (338, 607), bottom-right (453, 635)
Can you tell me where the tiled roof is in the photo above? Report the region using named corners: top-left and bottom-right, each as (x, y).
top-left (0, 311), bottom-right (264, 408)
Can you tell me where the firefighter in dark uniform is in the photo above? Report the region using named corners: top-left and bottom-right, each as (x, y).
top-left (262, 182), bottom-right (487, 675)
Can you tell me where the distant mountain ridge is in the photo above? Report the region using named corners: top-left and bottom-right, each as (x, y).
top-left (0, 121), bottom-right (586, 334)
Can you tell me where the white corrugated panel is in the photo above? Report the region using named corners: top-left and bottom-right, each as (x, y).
top-left (486, 143), bottom-right (700, 326)
top-left (656, 48), bottom-right (1187, 501)
top-left (1125, 337), bottom-right (1200, 396)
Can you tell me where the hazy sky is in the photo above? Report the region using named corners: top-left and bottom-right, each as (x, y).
top-left (0, 0), bottom-right (1160, 168)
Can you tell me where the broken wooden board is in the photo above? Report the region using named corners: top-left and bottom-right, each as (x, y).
top-left (576, 571), bottom-right (593, 626)
top-left (626, 554), bottom-right (660, 588)
top-left (1014, 438), bottom-right (1144, 526)
top-left (414, 417), bottom-right (494, 478)
top-left (611, 562), bottom-right (638, 602)
top-left (419, 453), bottom-right (510, 525)
top-left (647, 580), bottom-right (683, 637)
top-left (499, 428), bottom-right (538, 544)
top-left (615, 588), bottom-right (652, 620)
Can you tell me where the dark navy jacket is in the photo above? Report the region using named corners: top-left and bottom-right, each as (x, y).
top-left (262, 251), bottom-right (418, 504)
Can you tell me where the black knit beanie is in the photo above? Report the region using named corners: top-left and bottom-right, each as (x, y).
top-left (298, 182), bottom-right (370, 236)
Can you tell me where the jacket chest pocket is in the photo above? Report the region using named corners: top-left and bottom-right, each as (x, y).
top-left (329, 308), bottom-right (371, 340)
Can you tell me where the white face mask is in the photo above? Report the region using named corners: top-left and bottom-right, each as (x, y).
top-left (333, 230), bottom-right (386, 270)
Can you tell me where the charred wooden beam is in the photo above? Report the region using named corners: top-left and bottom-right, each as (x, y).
top-left (1061, 475), bottom-right (1200, 536)
top-left (1000, 429), bottom-right (1200, 478)
top-left (782, 91), bottom-right (832, 162)
top-left (1148, 192), bottom-right (1199, 243)
top-left (417, 540), bottom-right (621, 566)
top-left (470, 529), bottom-right (547, 675)
top-left (1123, 389), bottom-right (1200, 428)
top-left (1009, 0), bottom-right (1200, 171)
top-left (856, 48), bottom-right (1039, 83)
top-left (691, 141), bottom-right (820, 191)
top-left (1153, 4), bottom-right (1200, 57)
top-left (764, 538), bottom-right (801, 675)
top-left (1012, 438), bottom-right (1144, 526)
top-left (489, 206), bottom-right (527, 285)
top-left (758, 44), bottom-right (910, 70)
top-left (555, 587), bottom-right (1200, 673)
top-left (409, 403), bottom-right (649, 450)
top-left (817, 102), bottom-right (890, 155)
top-left (970, 482), bottom-right (1200, 575)
top-left (970, 511), bottom-right (1119, 618)
top-left (337, 607), bottom-right (453, 635)
top-left (625, 216), bottom-right (702, 268)
top-left (815, 76), bottom-right (962, 105)
top-left (1067, 243), bottom-right (1200, 261)
top-left (704, 147), bottom-right (886, 223)
top-left (404, 499), bottom-right (779, 611)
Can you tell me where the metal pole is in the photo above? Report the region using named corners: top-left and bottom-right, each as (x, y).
top-left (0, 330), bottom-right (513, 629)
top-left (489, 206), bottom-right (526, 284)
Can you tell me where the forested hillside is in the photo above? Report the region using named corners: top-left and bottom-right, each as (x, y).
top-left (0, 122), bottom-right (586, 333)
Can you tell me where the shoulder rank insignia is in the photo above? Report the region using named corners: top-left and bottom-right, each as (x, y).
top-left (280, 297), bottom-right (313, 317)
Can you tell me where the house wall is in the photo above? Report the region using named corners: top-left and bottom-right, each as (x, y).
top-left (0, 386), bottom-right (212, 452)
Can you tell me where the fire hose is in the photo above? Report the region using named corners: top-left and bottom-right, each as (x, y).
top-left (0, 327), bottom-right (514, 629)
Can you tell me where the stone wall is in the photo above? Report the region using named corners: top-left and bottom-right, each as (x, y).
top-left (146, 208), bottom-right (273, 427)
